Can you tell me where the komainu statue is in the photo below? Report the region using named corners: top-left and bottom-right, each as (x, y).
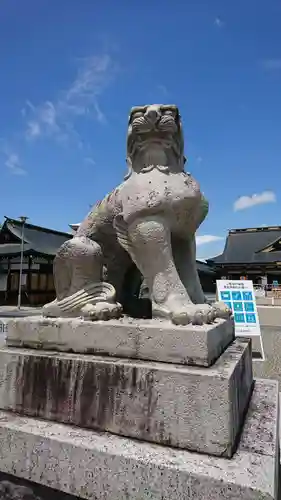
top-left (43, 104), bottom-right (230, 325)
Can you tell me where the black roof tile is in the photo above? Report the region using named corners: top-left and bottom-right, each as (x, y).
top-left (208, 226), bottom-right (281, 264)
top-left (0, 218), bottom-right (72, 257)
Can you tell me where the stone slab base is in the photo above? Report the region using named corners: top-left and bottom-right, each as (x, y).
top-left (5, 316), bottom-right (234, 366)
top-left (0, 379), bottom-right (278, 499)
top-left (0, 339), bottom-right (252, 457)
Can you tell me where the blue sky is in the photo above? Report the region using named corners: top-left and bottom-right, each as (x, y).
top-left (1, 0), bottom-right (281, 260)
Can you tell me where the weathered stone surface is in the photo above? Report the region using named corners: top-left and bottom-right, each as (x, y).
top-left (5, 316), bottom-right (234, 366)
top-left (0, 379), bottom-right (277, 499)
top-left (240, 378), bottom-right (279, 457)
top-left (43, 104), bottom-right (230, 325)
top-left (0, 339), bottom-right (252, 457)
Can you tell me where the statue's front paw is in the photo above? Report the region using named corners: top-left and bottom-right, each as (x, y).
top-left (212, 301), bottom-right (232, 319)
top-left (81, 301), bottom-right (122, 321)
top-left (171, 303), bottom-right (217, 326)
top-left (153, 300), bottom-right (217, 326)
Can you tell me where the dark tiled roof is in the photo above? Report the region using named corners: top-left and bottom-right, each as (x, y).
top-left (0, 218), bottom-right (72, 257)
top-left (208, 226), bottom-right (281, 265)
top-left (196, 260), bottom-right (216, 275)
top-left (0, 243), bottom-right (31, 256)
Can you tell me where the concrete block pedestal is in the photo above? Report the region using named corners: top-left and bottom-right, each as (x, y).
top-left (0, 316), bottom-right (279, 499)
top-left (4, 316), bottom-right (234, 366)
top-left (0, 338), bottom-right (252, 457)
top-left (0, 379), bottom-right (278, 500)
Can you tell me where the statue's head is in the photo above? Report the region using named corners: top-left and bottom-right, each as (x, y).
top-left (126, 104), bottom-right (185, 179)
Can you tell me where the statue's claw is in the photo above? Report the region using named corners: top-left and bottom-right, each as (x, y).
top-left (152, 300), bottom-right (218, 326)
top-left (81, 302), bottom-right (122, 321)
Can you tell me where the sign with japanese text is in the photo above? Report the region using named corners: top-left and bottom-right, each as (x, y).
top-left (217, 279), bottom-right (261, 337)
top-left (216, 279), bottom-right (264, 360)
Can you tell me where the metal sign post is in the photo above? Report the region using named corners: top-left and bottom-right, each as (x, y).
top-left (17, 216), bottom-right (28, 310)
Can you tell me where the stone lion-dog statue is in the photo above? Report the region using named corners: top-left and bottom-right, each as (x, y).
top-left (43, 104), bottom-right (230, 325)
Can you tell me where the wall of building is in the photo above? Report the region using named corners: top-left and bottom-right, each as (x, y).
top-left (0, 256), bottom-right (55, 306)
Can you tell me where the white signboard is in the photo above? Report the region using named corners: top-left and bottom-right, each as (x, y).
top-left (216, 279), bottom-right (264, 360)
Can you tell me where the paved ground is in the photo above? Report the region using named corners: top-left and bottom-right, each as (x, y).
top-left (0, 306), bottom-right (43, 317)
top-left (252, 326), bottom-right (281, 384)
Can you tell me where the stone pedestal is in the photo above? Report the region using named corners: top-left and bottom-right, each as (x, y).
top-left (0, 316), bottom-right (279, 499)
top-left (5, 316), bottom-right (234, 366)
top-left (0, 379), bottom-right (278, 500)
top-left (0, 338), bottom-right (252, 457)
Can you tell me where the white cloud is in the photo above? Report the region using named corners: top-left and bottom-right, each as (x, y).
top-left (196, 234), bottom-right (225, 261)
top-left (196, 235), bottom-right (224, 246)
top-left (214, 17), bottom-right (224, 28)
top-left (261, 58), bottom-right (281, 70)
top-left (24, 100), bottom-right (61, 141)
top-left (26, 121), bottom-right (41, 138)
top-left (157, 84), bottom-right (168, 96)
top-left (23, 53), bottom-right (118, 143)
top-left (233, 191), bottom-right (276, 211)
top-left (65, 54), bottom-right (114, 109)
top-left (93, 100), bottom-right (106, 123)
top-left (84, 157), bottom-right (96, 166)
top-left (4, 153), bottom-right (26, 175)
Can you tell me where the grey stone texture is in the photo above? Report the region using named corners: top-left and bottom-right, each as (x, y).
top-left (5, 316), bottom-right (234, 366)
top-left (0, 379), bottom-right (277, 499)
top-left (43, 104), bottom-right (230, 325)
top-left (0, 338), bottom-right (252, 457)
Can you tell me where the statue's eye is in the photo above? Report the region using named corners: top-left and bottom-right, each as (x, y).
top-left (132, 112), bottom-right (143, 119)
top-left (164, 110), bottom-right (175, 117)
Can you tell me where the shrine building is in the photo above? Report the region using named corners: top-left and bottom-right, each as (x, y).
top-left (207, 226), bottom-right (281, 286)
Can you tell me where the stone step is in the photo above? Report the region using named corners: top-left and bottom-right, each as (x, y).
top-left (0, 338), bottom-right (252, 457)
top-left (0, 379), bottom-right (277, 499)
top-left (5, 316), bottom-right (234, 367)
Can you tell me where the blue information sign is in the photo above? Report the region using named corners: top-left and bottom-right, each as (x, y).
top-left (216, 280), bottom-right (261, 337)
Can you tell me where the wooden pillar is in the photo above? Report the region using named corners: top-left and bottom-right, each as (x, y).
top-left (6, 257), bottom-right (11, 303)
top-left (28, 255), bottom-right (32, 298)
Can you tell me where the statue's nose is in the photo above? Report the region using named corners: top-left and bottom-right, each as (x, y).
top-left (145, 106), bottom-right (160, 124)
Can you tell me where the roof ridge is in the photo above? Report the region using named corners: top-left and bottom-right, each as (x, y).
top-left (256, 234), bottom-right (281, 254)
top-left (4, 217), bottom-right (72, 237)
top-left (229, 226), bottom-right (281, 233)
